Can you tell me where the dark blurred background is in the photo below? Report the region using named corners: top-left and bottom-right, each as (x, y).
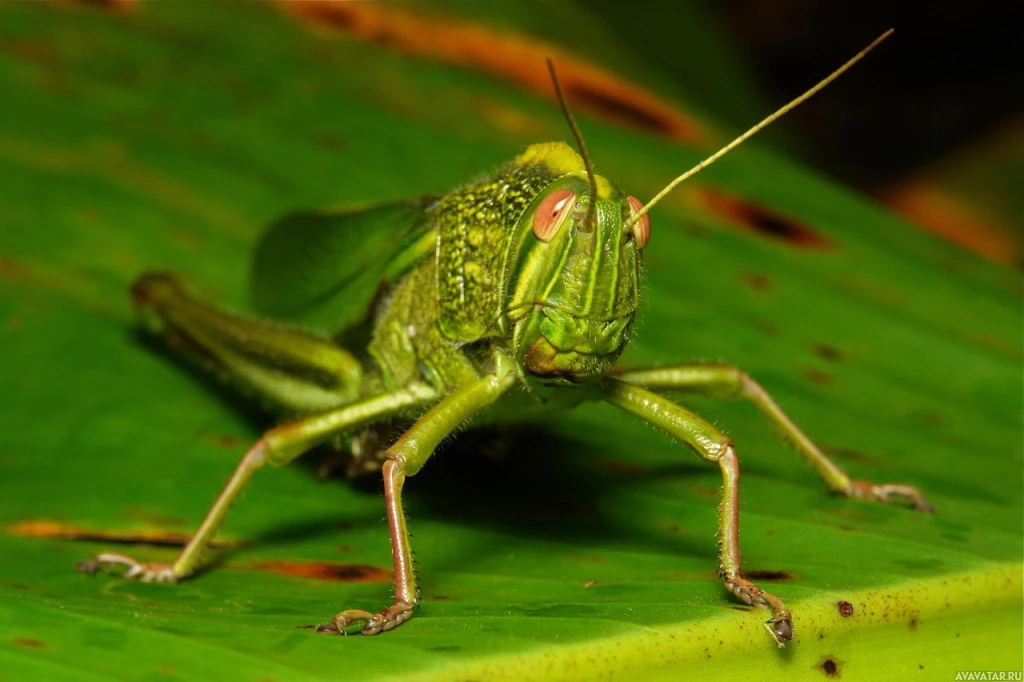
top-left (68, 0), bottom-right (1024, 266)
top-left (578, 0), bottom-right (1022, 266)
top-left (707, 0), bottom-right (1017, 188)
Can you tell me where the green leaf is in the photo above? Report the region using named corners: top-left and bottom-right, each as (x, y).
top-left (0, 3), bottom-right (1020, 680)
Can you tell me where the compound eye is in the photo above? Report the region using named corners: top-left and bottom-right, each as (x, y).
top-left (626, 195), bottom-right (650, 249)
top-left (533, 189), bottom-right (576, 242)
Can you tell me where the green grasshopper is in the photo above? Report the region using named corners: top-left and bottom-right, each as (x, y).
top-left (79, 31), bottom-right (931, 645)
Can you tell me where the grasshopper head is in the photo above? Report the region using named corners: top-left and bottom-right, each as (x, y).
top-left (507, 168), bottom-right (649, 385)
top-left (508, 30), bottom-right (892, 384)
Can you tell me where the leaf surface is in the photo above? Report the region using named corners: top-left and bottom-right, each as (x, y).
top-left (0, 3), bottom-right (1020, 680)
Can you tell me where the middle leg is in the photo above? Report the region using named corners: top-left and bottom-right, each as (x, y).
top-left (79, 382), bottom-right (438, 583)
top-left (616, 364), bottom-right (932, 511)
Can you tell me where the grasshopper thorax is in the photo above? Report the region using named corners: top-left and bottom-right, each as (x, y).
top-left (506, 161), bottom-right (649, 385)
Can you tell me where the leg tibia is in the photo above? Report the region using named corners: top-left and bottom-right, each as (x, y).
top-left (132, 271), bottom-right (362, 415)
top-left (716, 446), bottom-right (792, 645)
top-left (319, 367), bottom-right (517, 636)
top-left (316, 459), bottom-right (415, 635)
top-left (79, 438), bottom-right (269, 582)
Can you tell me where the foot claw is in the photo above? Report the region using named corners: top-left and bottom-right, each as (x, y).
top-left (725, 575), bottom-right (793, 646)
top-left (849, 480), bottom-right (934, 512)
top-left (77, 553), bottom-right (177, 583)
top-left (766, 614), bottom-right (793, 646)
top-left (318, 603), bottom-right (414, 636)
top-left (316, 609), bottom-right (374, 635)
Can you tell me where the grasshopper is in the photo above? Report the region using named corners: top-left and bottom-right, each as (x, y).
top-left (80, 30), bottom-right (931, 645)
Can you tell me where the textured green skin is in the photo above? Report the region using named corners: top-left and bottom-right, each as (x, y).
top-left (131, 141), bottom-right (642, 439)
top-left (367, 142), bottom-right (641, 399)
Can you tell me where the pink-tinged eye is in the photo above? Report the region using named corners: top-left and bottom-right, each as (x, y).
top-left (533, 188), bottom-right (576, 242)
top-left (626, 195), bottom-right (650, 249)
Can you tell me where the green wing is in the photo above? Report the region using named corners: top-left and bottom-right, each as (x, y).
top-left (250, 197), bottom-right (438, 334)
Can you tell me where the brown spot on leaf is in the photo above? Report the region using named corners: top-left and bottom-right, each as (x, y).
top-left (827, 447), bottom-right (883, 466)
top-left (279, 2), bottom-right (707, 144)
top-left (0, 582), bottom-right (35, 591)
top-left (563, 81), bottom-right (675, 137)
top-left (583, 580), bottom-right (598, 589)
top-left (0, 40), bottom-right (62, 68)
top-left (0, 258), bottom-right (33, 283)
top-left (5, 316), bottom-right (22, 331)
top-left (6, 519), bottom-right (237, 548)
top-left (821, 657), bottom-right (840, 677)
top-left (214, 435), bottom-right (240, 448)
top-left (75, 0), bottom-right (135, 8)
top-left (11, 638), bottom-right (46, 648)
top-left (315, 132), bottom-right (346, 151)
top-left (696, 189), bottom-right (831, 249)
top-left (250, 560), bottom-right (389, 583)
top-left (744, 569), bottom-right (794, 581)
top-left (813, 344), bottom-right (844, 363)
top-left (966, 332), bottom-right (1020, 360)
top-left (740, 271), bottom-right (774, 292)
top-left (837, 600), bottom-right (854, 617)
top-left (801, 367), bottom-right (835, 386)
top-left (915, 410), bottom-right (946, 426)
top-left (909, 617), bottom-right (918, 630)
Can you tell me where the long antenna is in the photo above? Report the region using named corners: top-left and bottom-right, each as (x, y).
top-left (625, 29), bottom-right (894, 230)
top-left (546, 58), bottom-right (599, 233)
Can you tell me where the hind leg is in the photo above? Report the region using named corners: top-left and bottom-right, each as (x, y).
top-left (80, 272), bottom-right (439, 581)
